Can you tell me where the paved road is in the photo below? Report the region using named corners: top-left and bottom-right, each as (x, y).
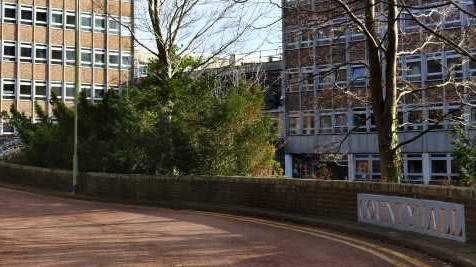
top-left (0, 187), bottom-right (450, 267)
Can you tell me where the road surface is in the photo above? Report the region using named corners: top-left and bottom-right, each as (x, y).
top-left (0, 187), bottom-right (450, 267)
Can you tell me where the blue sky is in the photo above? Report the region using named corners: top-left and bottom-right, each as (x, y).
top-left (133, 0), bottom-right (282, 60)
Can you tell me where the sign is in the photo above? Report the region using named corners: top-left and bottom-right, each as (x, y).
top-left (357, 194), bottom-right (466, 242)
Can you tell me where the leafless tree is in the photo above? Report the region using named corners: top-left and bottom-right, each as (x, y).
top-left (123, 0), bottom-right (278, 80)
top-left (280, 0), bottom-right (476, 182)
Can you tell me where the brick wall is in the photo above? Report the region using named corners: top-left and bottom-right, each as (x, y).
top-left (0, 161), bottom-right (475, 242)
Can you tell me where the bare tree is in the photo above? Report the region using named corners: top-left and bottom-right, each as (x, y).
top-left (280, 0), bottom-right (476, 182)
top-left (128, 0), bottom-right (279, 80)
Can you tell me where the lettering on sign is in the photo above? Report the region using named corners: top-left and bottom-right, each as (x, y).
top-left (357, 194), bottom-right (466, 242)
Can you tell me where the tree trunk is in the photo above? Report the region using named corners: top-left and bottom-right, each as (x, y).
top-left (365, 0), bottom-right (401, 183)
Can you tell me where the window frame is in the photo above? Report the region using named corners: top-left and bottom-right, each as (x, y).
top-left (34, 44), bottom-right (48, 64)
top-left (3, 4), bottom-right (17, 24)
top-left (2, 79), bottom-right (16, 99)
top-left (81, 13), bottom-right (92, 31)
top-left (34, 80), bottom-right (47, 99)
top-left (50, 45), bottom-right (63, 64)
top-left (20, 43), bottom-right (33, 63)
top-left (20, 5), bottom-right (33, 25)
top-left (94, 14), bottom-right (106, 32)
top-left (65, 11), bottom-right (76, 29)
top-left (50, 9), bottom-right (63, 28)
top-left (19, 80), bottom-right (32, 100)
top-left (3, 41), bottom-right (16, 62)
top-left (94, 49), bottom-right (106, 67)
top-left (35, 7), bottom-right (47, 26)
top-left (81, 48), bottom-right (92, 67)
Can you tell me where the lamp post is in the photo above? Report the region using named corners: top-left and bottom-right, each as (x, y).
top-left (72, 0), bottom-right (80, 193)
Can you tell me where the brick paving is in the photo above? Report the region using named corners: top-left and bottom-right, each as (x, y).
top-left (0, 187), bottom-right (450, 267)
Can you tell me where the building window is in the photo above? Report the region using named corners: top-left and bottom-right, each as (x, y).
top-left (20, 43), bottom-right (33, 63)
top-left (317, 68), bottom-right (332, 88)
top-left (35, 7), bottom-right (47, 26)
top-left (81, 49), bottom-right (92, 66)
top-left (50, 82), bottom-right (62, 99)
top-left (447, 107), bottom-right (463, 129)
top-left (355, 154), bottom-right (381, 181)
top-left (109, 17), bottom-right (120, 34)
top-left (286, 72), bottom-right (299, 92)
top-left (65, 83), bottom-right (74, 101)
top-left (65, 47), bottom-right (75, 65)
top-left (65, 11), bottom-right (76, 29)
top-left (81, 13), bottom-right (92, 31)
top-left (302, 112), bottom-right (315, 135)
top-left (405, 55), bottom-right (422, 81)
top-left (1, 120), bottom-right (15, 135)
top-left (94, 49), bottom-right (106, 67)
top-left (122, 53), bottom-right (132, 68)
top-left (20, 80), bottom-right (32, 100)
top-left (4, 4), bottom-right (17, 23)
top-left (3, 42), bottom-right (16, 62)
top-left (51, 10), bottom-right (63, 27)
top-left (2, 79), bottom-right (15, 99)
top-left (81, 84), bottom-right (92, 99)
top-left (94, 85), bottom-right (105, 100)
top-left (334, 113), bottom-right (347, 133)
top-left (426, 56), bottom-right (443, 80)
top-left (408, 110), bottom-right (423, 130)
top-left (35, 81), bottom-right (47, 99)
top-left (51, 46), bottom-right (63, 64)
top-left (109, 51), bottom-right (120, 67)
top-left (350, 66), bottom-right (366, 86)
top-left (353, 110), bottom-right (367, 132)
top-left (35, 44), bottom-right (47, 63)
top-left (94, 15), bottom-right (106, 32)
top-left (121, 17), bottom-right (132, 36)
top-left (428, 108), bottom-right (444, 129)
top-left (403, 154), bottom-right (423, 183)
top-left (319, 114), bottom-right (332, 133)
top-left (470, 57), bottom-right (476, 77)
top-left (446, 53), bottom-right (463, 79)
top-left (110, 86), bottom-right (121, 95)
top-left (20, 6), bottom-right (33, 25)
top-left (288, 114), bottom-right (300, 135)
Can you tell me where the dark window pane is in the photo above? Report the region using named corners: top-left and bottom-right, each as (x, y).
top-left (407, 160), bottom-right (422, 173)
top-left (431, 160), bottom-right (447, 173)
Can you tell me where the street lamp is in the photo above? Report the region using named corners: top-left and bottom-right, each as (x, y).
top-left (72, 0), bottom-right (80, 193)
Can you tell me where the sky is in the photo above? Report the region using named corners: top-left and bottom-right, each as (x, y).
top-left (133, 0), bottom-right (282, 62)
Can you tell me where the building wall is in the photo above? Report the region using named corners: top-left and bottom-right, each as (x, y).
top-left (0, 0), bottom-right (134, 135)
top-left (281, 0), bottom-right (476, 182)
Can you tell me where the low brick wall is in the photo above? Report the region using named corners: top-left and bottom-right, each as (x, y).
top-left (0, 161), bottom-right (475, 243)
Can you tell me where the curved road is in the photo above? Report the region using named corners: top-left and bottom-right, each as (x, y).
top-left (0, 187), bottom-right (449, 267)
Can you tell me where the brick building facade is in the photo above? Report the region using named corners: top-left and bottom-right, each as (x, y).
top-left (282, 0), bottom-right (476, 183)
top-left (0, 0), bottom-right (134, 135)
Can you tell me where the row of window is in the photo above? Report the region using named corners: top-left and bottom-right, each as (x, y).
top-left (285, 4), bottom-right (475, 48)
top-left (286, 52), bottom-right (476, 92)
top-left (288, 106), bottom-right (475, 135)
top-left (1, 4), bottom-right (132, 36)
top-left (0, 79), bottom-right (120, 101)
top-left (354, 153), bottom-right (458, 184)
top-left (1, 41), bottom-right (132, 68)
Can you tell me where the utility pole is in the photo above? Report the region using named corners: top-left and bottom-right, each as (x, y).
top-left (72, 0), bottom-right (81, 193)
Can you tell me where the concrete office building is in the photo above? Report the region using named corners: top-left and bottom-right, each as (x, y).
top-left (0, 0), bottom-right (134, 135)
top-left (282, 0), bottom-right (476, 184)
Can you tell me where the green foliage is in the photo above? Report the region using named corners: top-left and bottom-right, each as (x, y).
top-left (452, 127), bottom-right (476, 186)
top-left (8, 67), bottom-right (281, 177)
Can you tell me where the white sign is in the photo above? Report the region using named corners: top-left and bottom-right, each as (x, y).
top-left (357, 194), bottom-right (466, 242)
